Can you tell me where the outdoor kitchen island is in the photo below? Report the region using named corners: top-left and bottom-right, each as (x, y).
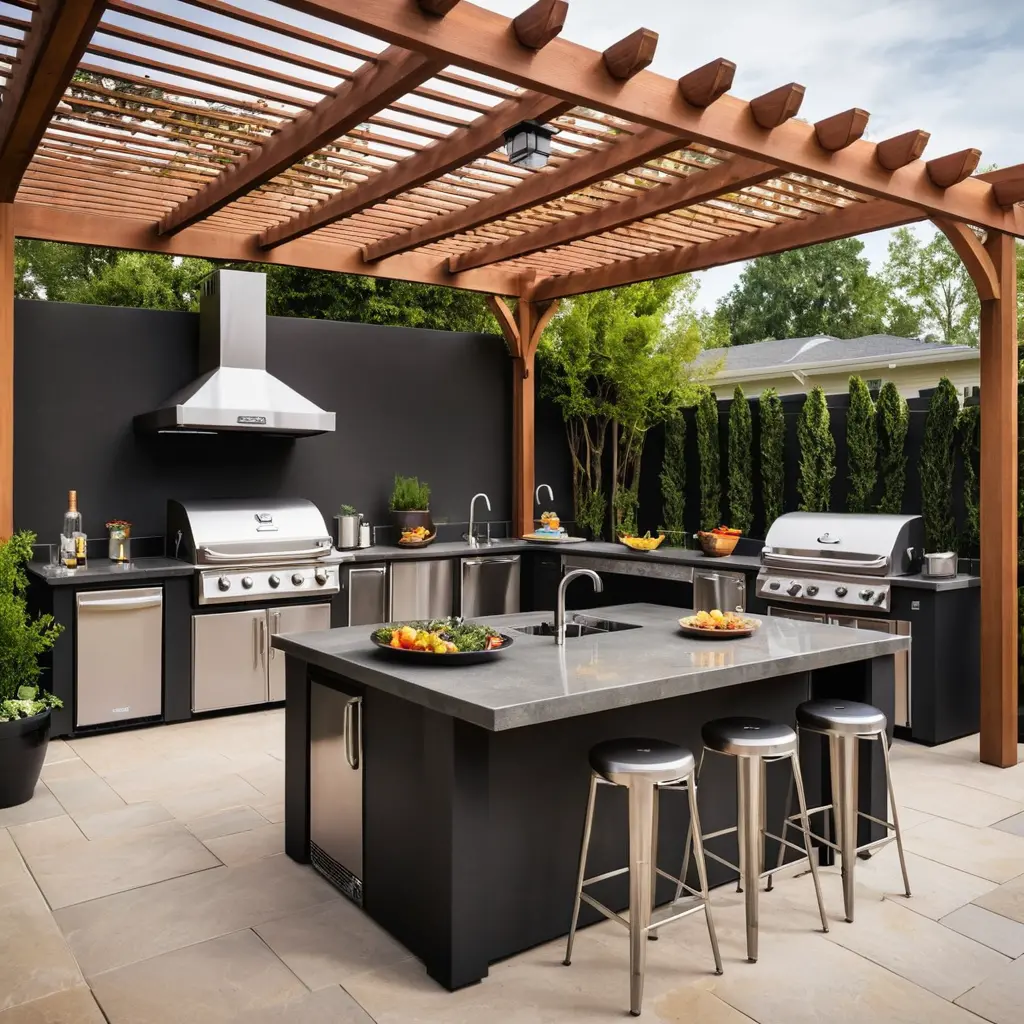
top-left (275, 603), bottom-right (909, 992)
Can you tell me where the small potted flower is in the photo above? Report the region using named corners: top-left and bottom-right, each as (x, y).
top-left (105, 519), bottom-right (132, 564)
top-left (334, 504), bottom-right (361, 550)
top-left (0, 532), bottom-right (63, 808)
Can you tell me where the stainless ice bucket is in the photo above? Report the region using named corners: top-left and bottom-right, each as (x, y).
top-left (334, 514), bottom-right (361, 550)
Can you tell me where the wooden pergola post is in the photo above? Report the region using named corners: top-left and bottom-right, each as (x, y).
top-left (0, 202), bottom-right (12, 540)
top-left (978, 230), bottom-right (1020, 766)
top-left (486, 293), bottom-right (559, 538)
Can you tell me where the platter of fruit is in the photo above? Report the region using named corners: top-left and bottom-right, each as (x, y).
top-left (398, 525), bottom-right (436, 548)
top-left (619, 531), bottom-right (665, 552)
top-left (370, 618), bottom-right (514, 663)
top-left (696, 526), bottom-right (742, 557)
top-left (678, 609), bottom-right (760, 639)
top-left (523, 511), bottom-right (586, 543)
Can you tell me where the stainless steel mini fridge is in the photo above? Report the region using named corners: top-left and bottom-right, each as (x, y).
top-left (309, 681), bottom-right (363, 905)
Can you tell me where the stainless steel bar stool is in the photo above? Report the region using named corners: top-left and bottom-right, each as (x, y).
top-left (563, 738), bottom-right (722, 1017)
top-left (677, 717), bottom-right (828, 963)
top-left (769, 698), bottom-right (911, 923)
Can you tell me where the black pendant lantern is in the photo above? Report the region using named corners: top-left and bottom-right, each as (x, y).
top-left (503, 119), bottom-right (557, 170)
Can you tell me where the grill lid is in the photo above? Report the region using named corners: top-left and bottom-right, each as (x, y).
top-left (761, 512), bottom-right (923, 577)
top-left (167, 498), bottom-right (332, 566)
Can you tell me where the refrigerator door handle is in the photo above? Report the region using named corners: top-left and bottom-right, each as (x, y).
top-left (344, 698), bottom-right (360, 770)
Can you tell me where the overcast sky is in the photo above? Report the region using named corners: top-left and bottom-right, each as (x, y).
top-left (474, 0), bottom-right (1024, 311)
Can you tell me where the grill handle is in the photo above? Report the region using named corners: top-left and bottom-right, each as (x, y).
top-left (761, 551), bottom-right (889, 572)
top-left (198, 543), bottom-right (330, 564)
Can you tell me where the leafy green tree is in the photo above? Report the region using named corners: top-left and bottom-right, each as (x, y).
top-left (958, 404), bottom-right (980, 556)
top-left (759, 387), bottom-right (785, 530)
top-left (876, 382), bottom-right (909, 514)
top-left (659, 412), bottom-right (686, 544)
top-left (696, 388), bottom-right (721, 531)
top-left (919, 377), bottom-right (960, 552)
top-left (880, 228), bottom-right (978, 345)
top-left (727, 386), bottom-right (753, 533)
top-left (846, 376), bottom-right (877, 513)
top-left (716, 239), bottom-right (887, 345)
top-left (797, 387), bottom-right (835, 512)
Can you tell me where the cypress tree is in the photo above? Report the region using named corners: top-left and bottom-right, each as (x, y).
top-left (659, 411), bottom-right (686, 544)
top-left (696, 388), bottom-right (721, 531)
top-left (728, 386), bottom-right (753, 534)
top-left (876, 382), bottom-right (909, 514)
top-left (919, 376), bottom-right (959, 552)
top-left (958, 403), bottom-right (980, 556)
top-left (760, 388), bottom-right (785, 531)
top-left (797, 387), bottom-right (835, 512)
top-left (846, 376), bottom-right (877, 513)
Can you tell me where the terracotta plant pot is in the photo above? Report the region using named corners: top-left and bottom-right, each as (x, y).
top-left (393, 510), bottom-right (432, 534)
top-left (0, 710), bottom-right (50, 808)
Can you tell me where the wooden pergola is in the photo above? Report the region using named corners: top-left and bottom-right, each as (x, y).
top-left (0, 0), bottom-right (1020, 764)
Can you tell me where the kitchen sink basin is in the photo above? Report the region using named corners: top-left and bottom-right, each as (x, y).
top-left (512, 615), bottom-right (641, 639)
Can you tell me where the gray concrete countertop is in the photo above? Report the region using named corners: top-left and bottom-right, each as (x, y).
top-left (274, 602), bottom-right (908, 732)
top-left (28, 557), bottom-right (194, 586)
top-left (887, 572), bottom-right (979, 591)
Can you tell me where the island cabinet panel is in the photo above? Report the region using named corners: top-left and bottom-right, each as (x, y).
top-left (291, 656), bottom-right (894, 992)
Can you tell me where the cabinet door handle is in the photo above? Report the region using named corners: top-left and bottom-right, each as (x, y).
top-left (259, 618), bottom-right (266, 668)
top-left (252, 617), bottom-right (259, 671)
top-left (344, 698), bottom-right (360, 770)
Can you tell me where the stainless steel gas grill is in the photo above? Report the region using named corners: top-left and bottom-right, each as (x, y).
top-left (756, 512), bottom-right (923, 614)
top-left (756, 512), bottom-right (923, 730)
top-left (168, 498), bottom-right (346, 714)
top-left (168, 498), bottom-right (341, 606)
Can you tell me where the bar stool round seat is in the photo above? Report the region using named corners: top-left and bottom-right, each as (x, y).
top-left (796, 699), bottom-right (886, 736)
top-left (701, 717), bottom-right (797, 758)
top-left (589, 738), bottom-right (695, 785)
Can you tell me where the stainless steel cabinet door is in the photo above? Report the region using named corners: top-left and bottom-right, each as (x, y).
top-left (76, 587), bottom-right (163, 727)
top-left (460, 556), bottom-right (521, 617)
top-left (345, 566), bottom-right (387, 626)
top-left (267, 603), bottom-right (331, 701)
top-left (192, 609), bottom-right (268, 712)
top-left (390, 559), bottom-right (454, 621)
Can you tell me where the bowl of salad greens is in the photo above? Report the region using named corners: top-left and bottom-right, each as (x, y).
top-left (371, 618), bottom-right (513, 663)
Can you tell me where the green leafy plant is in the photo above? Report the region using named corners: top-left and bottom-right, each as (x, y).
top-left (876, 382), bottom-right (909, 514)
top-left (797, 387), bottom-right (835, 512)
top-left (958, 403), bottom-right (980, 557)
top-left (338, 504), bottom-right (358, 516)
top-left (846, 376), bottom-right (877, 513)
top-left (696, 388), bottom-right (721, 531)
top-left (388, 475), bottom-right (431, 512)
top-left (0, 531), bottom-right (63, 721)
top-left (727, 386), bottom-right (753, 534)
top-left (919, 377), bottom-right (959, 552)
top-left (759, 388), bottom-right (785, 531)
top-left (612, 485), bottom-right (639, 538)
top-left (659, 411), bottom-right (686, 544)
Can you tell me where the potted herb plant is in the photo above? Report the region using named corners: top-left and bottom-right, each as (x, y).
top-left (0, 532), bottom-right (63, 808)
top-left (334, 504), bottom-right (361, 550)
top-left (389, 475), bottom-right (432, 534)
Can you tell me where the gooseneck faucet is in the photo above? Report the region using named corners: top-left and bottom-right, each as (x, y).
top-left (468, 492), bottom-right (491, 548)
top-left (555, 569), bottom-right (603, 646)
top-left (535, 483), bottom-right (554, 505)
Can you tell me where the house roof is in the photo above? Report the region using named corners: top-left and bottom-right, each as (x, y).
top-left (694, 334), bottom-right (978, 385)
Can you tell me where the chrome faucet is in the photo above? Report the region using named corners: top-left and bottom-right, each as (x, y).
top-left (468, 492), bottom-right (491, 548)
top-left (555, 569), bottom-right (603, 646)
top-left (535, 483), bottom-right (554, 505)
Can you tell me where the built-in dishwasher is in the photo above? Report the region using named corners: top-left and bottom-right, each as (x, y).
top-left (309, 680), bottom-right (363, 906)
top-left (76, 587), bottom-right (163, 727)
top-left (460, 554), bottom-right (521, 617)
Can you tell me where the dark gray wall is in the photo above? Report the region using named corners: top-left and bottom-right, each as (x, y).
top-left (14, 300), bottom-right (514, 540)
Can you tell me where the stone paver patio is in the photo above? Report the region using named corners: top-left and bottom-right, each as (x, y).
top-left (3, 711), bottom-right (1024, 1022)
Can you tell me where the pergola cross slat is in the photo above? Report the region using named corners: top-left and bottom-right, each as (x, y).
top-left (0, 0), bottom-right (1020, 767)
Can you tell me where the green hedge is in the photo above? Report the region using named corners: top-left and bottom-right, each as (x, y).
top-left (876, 382), bottom-right (909, 514)
top-left (728, 386), bottom-right (753, 534)
top-left (696, 388), bottom-right (721, 531)
top-left (797, 387), bottom-right (835, 512)
top-left (759, 387), bottom-right (785, 531)
top-left (846, 376), bottom-right (877, 513)
top-left (659, 411), bottom-right (686, 543)
top-left (919, 376), bottom-right (959, 552)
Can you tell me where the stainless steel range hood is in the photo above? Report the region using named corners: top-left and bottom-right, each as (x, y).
top-left (134, 270), bottom-right (335, 436)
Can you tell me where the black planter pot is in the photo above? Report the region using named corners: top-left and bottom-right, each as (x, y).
top-left (393, 510), bottom-right (432, 534)
top-left (0, 710), bottom-right (50, 809)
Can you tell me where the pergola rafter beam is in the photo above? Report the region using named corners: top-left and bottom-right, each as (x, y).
top-left (448, 155), bottom-right (778, 273)
top-left (157, 45), bottom-right (445, 236)
top-left (527, 197), bottom-right (923, 301)
top-left (0, 0), bottom-right (108, 202)
top-left (274, 0), bottom-right (1024, 237)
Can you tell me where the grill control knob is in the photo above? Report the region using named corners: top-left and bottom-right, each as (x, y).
top-left (241, 576), bottom-right (253, 590)
top-left (217, 576), bottom-right (231, 592)
top-left (787, 583), bottom-right (802, 597)
top-left (874, 591), bottom-right (887, 606)
top-left (314, 569), bottom-right (328, 585)
top-left (835, 586), bottom-right (848, 597)
top-left (268, 574), bottom-right (281, 588)
top-left (859, 588), bottom-right (874, 601)
top-left (806, 585), bottom-right (819, 596)
top-left (291, 573), bottom-right (304, 586)
top-left (768, 580), bottom-right (781, 591)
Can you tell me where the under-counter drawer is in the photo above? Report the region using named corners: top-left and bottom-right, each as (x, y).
top-left (390, 559), bottom-right (454, 621)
